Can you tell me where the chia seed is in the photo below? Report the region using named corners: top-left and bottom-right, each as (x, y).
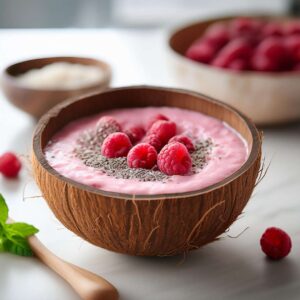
top-left (74, 127), bottom-right (213, 182)
top-left (76, 122), bottom-right (120, 152)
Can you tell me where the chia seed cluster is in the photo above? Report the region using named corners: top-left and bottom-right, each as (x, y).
top-left (74, 125), bottom-right (213, 182)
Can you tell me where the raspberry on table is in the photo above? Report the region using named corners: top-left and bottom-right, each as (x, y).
top-left (147, 114), bottom-right (169, 130)
top-left (157, 142), bottom-right (192, 176)
top-left (168, 135), bottom-right (195, 152)
top-left (101, 132), bottom-right (132, 158)
top-left (147, 120), bottom-right (176, 145)
top-left (127, 143), bottom-right (157, 169)
top-left (0, 152), bottom-right (22, 178)
top-left (96, 115), bottom-right (122, 132)
top-left (143, 134), bottom-right (164, 152)
top-left (260, 227), bottom-right (292, 260)
top-left (125, 126), bottom-right (145, 144)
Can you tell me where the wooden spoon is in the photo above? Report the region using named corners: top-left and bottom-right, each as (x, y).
top-left (28, 234), bottom-right (119, 300)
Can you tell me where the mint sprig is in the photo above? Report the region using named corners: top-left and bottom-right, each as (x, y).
top-left (0, 194), bottom-right (39, 256)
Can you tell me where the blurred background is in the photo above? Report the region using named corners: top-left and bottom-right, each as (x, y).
top-left (0, 0), bottom-right (297, 28)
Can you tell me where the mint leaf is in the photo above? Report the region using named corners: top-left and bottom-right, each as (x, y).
top-left (2, 235), bottom-right (33, 256)
top-left (5, 223), bottom-right (39, 238)
top-left (0, 194), bottom-right (8, 224)
top-left (0, 194), bottom-right (39, 257)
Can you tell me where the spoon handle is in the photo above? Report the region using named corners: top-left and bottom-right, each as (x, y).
top-left (28, 235), bottom-right (119, 300)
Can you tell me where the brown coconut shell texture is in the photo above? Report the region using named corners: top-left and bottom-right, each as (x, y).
top-left (32, 86), bottom-right (262, 256)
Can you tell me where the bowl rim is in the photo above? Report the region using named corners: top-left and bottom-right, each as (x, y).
top-left (167, 14), bottom-right (300, 78)
top-left (2, 56), bottom-right (112, 92)
top-left (33, 85), bottom-right (261, 200)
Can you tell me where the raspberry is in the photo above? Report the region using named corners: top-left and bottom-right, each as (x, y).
top-left (143, 134), bottom-right (163, 151)
top-left (260, 227), bottom-right (292, 260)
top-left (147, 114), bottom-right (169, 130)
top-left (256, 37), bottom-right (287, 66)
top-left (96, 116), bottom-right (121, 132)
top-left (212, 38), bottom-right (253, 68)
top-left (186, 41), bottom-right (217, 64)
top-left (0, 152), bottom-right (22, 178)
top-left (293, 62), bottom-right (300, 71)
top-left (222, 38), bottom-right (253, 59)
top-left (211, 54), bottom-right (229, 69)
top-left (204, 23), bottom-right (230, 49)
top-left (251, 53), bottom-right (278, 72)
top-left (285, 21), bottom-right (300, 36)
top-left (185, 17), bottom-right (300, 73)
top-left (227, 58), bottom-right (249, 71)
top-left (148, 120), bottom-right (176, 144)
top-left (285, 35), bottom-right (300, 62)
top-left (168, 135), bottom-right (195, 152)
top-left (262, 22), bottom-right (284, 37)
top-left (101, 132), bottom-right (132, 158)
top-left (230, 17), bottom-right (263, 37)
top-left (127, 143), bottom-right (157, 169)
top-left (125, 126), bottom-right (145, 144)
top-left (157, 142), bottom-right (192, 176)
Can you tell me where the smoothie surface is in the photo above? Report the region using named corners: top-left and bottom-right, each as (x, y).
top-left (45, 107), bottom-right (248, 195)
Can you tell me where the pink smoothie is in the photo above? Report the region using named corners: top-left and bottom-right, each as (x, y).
top-left (45, 107), bottom-right (248, 195)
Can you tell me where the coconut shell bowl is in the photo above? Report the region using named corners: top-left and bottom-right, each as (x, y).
top-left (168, 16), bottom-right (300, 125)
top-left (32, 86), bottom-right (262, 256)
top-left (1, 56), bottom-right (112, 119)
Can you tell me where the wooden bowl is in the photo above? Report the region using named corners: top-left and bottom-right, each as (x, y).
top-left (167, 16), bottom-right (300, 125)
top-left (32, 86), bottom-right (262, 256)
top-left (1, 56), bottom-right (112, 119)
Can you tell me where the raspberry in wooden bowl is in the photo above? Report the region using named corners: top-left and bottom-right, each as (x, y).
top-left (168, 16), bottom-right (300, 125)
top-left (32, 86), bottom-right (261, 256)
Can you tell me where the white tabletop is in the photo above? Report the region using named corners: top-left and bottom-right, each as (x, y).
top-left (0, 29), bottom-right (300, 300)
